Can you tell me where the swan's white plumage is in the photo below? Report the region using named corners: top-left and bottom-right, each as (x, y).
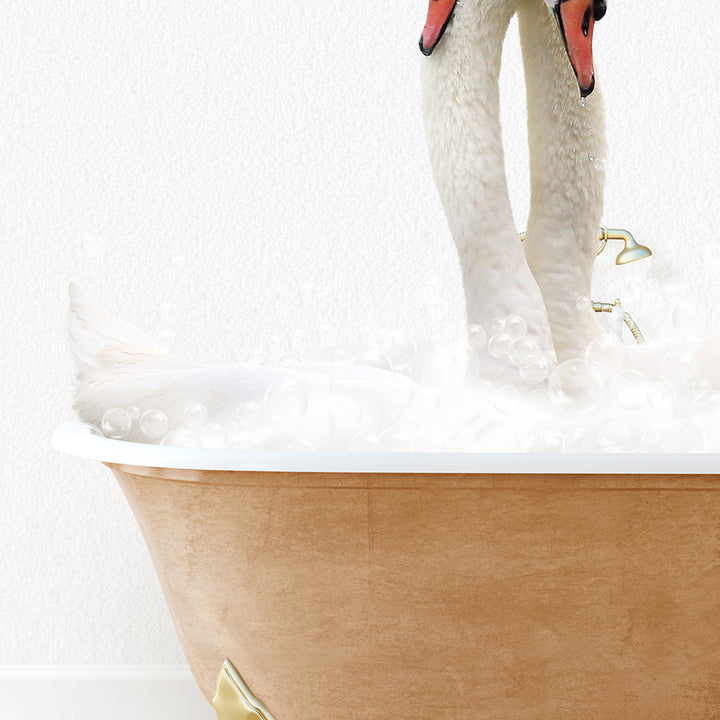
top-left (421, 0), bottom-right (557, 377)
top-left (68, 284), bottom-right (418, 446)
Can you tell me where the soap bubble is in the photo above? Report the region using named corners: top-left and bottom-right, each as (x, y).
top-left (519, 355), bottom-right (550, 384)
top-left (380, 428), bottom-right (413, 451)
top-left (281, 437), bottom-right (316, 451)
top-left (139, 409), bottom-right (169, 439)
top-left (691, 389), bottom-right (720, 426)
top-left (330, 394), bottom-right (363, 426)
top-left (474, 419), bottom-right (521, 452)
top-left (350, 431), bottom-right (381, 451)
top-left (660, 350), bottom-right (698, 388)
top-left (647, 381), bottom-right (677, 412)
top-left (504, 315), bottom-right (527, 340)
top-left (264, 380), bottom-right (308, 422)
top-left (522, 387), bottom-right (555, 421)
top-left (598, 423), bottom-right (629, 452)
top-left (410, 387), bottom-right (441, 417)
top-left (585, 334), bottom-right (626, 374)
top-left (492, 385), bottom-right (521, 415)
top-left (508, 337), bottom-right (540, 368)
top-left (446, 385), bottom-right (488, 425)
top-left (101, 408), bottom-right (132, 439)
top-left (692, 380), bottom-right (714, 399)
top-left (491, 317), bottom-right (505, 333)
top-left (548, 359), bottom-right (605, 414)
top-left (664, 419), bottom-right (706, 453)
top-left (412, 432), bottom-right (447, 452)
top-left (78, 422), bottom-right (104, 437)
top-left (488, 333), bottom-right (512, 359)
top-left (434, 412), bottom-right (463, 443)
top-left (160, 428), bottom-right (199, 447)
top-left (202, 423), bottom-right (227, 448)
top-left (417, 341), bottom-right (477, 389)
top-left (467, 324), bottom-right (488, 352)
top-left (183, 403), bottom-right (210, 431)
top-left (231, 432), bottom-right (264, 450)
top-left (564, 428), bottom-right (595, 453)
top-left (126, 405), bottom-right (141, 422)
top-left (236, 401), bottom-right (263, 428)
top-left (524, 428), bottom-right (564, 453)
top-left (609, 370), bottom-right (650, 411)
top-left (295, 406), bottom-right (336, 444)
top-left (380, 332), bottom-right (417, 370)
top-left (641, 424), bottom-right (666, 451)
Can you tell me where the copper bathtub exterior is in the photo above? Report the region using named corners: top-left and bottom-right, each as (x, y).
top-left (106, 463), bottom-right (720, 720)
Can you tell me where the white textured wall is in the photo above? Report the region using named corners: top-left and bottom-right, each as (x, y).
top-left (1, 0), bottom-right (719, 664)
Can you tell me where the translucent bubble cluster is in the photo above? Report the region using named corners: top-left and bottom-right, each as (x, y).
top-left (93, 315), bottom-right (720, 454)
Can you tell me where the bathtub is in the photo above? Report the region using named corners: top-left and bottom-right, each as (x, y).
top-left (53, 420), bottom-right (720, 719)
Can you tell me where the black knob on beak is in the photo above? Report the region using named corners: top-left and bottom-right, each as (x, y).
top-left (593, 0), bottom-right (607, 21)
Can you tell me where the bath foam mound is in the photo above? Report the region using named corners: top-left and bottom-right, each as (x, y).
top-left (68, 284), bottom-right (720, 454)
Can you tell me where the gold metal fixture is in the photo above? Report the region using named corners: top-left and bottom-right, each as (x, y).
top-left (597, 227), bottom-right (653, 265)
top-left (592, 298), bottom-right (646, 344)
top-left (519, 227), bottom-right (653, 265)
top-left (212, 659), bottom-right (277, 720)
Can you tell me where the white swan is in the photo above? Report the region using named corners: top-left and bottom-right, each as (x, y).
top-left (420, 0), bottom-right (607, 363)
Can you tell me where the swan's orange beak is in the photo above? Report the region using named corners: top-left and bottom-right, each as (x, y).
top-left (555, 0), bottom-right (605, 97)
top-left (419, 0), bottom-right (457, 56)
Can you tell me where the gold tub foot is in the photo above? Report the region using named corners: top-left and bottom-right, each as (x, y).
top-left (212, 660), bottom-right (277, 720)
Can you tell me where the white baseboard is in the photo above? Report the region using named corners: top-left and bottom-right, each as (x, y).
top-left (0, 666), bottom-right (216, 720)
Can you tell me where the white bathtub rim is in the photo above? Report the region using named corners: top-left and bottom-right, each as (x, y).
top-left (52, 420), bottom-right (720, 475)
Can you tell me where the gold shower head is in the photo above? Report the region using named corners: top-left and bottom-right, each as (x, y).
top-left (598, 228), bottom-right (653, 265)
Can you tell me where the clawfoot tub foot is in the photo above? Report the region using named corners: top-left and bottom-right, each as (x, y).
top-left (212, 660), bottom-right (277, 720)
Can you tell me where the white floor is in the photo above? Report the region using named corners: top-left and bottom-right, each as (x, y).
top-left (0, 667), bottom-right (216, 720)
